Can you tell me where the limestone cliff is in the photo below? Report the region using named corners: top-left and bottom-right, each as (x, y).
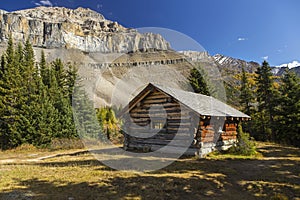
top-left (0, 6), bottom-right (170, 53)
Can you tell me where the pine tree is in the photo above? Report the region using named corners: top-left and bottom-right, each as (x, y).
top-left (277, 70), bottom-right (300, 146)
top-left (15, 43), bottom-right (24, 65)
top-left (66, 64), bottom-right (77, 102)
top-left (240, 68), bottom-right (254, 115)
top-left (39, 50), bottom-right (50, 87)
top-left (254, 60), bottom-right (278, 141)
top-left (15, 39), bottom-right (40, 144)
top-left (188, 66), bottom-right (210, 95)
top-left (0, 55), bottom-right (5, 79)
top-left (52, 59), bottom-right (67, 94)
top-left (34, 85), bottom-right (60, 146)
top-left (72, 79), bottom-right (100, 140)
top-left (0, 36), bottom-right (23, 148)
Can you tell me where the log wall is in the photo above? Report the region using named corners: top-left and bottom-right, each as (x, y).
top-left (123, 88), bottom-right (239, 156)
top-left (221, 122), bottom-right (238, 141)
top-left (124, 89), bottom-right (194, 150)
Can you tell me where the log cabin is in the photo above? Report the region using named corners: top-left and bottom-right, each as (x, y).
top-left (120, 83), bottom-right (250, 157)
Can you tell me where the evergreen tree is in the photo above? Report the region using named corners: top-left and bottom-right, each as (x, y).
top-left (72, 79), bottom-right (100, 140)
top-left (15, 39), bottom-right (40, 144)
top-left (39, 50), bottom-right (50, 87)
top-left (188, 66), bottom-right (210, 95)
top-left (254, 61), bottom-right (278, 141)
top-left (48, 59), bottom-right (76, 139)
top-left (66, 64), bottom-right (77, 102)
top-left (52, 59), bottom-right (67, 94)
top-left (0, 55), bottom-right (5, 79)
top-left (15, 43), bottom-right (24, 66)
top-left (0, 36), bottom-right (23, 148)
top-left (276, 70), bottom-right (300, 146)
top-left (240, 67), bottom-right (254, 115)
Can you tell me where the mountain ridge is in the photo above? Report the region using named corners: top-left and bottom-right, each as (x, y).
top-left (0, 6), bottom-right (298, 107)
top-left (0, 6), bottom-right (170, 53)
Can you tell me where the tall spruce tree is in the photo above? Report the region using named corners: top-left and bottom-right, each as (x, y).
top-left (0, 36), bottom-right (23, 148)
top-left (240, 68), bottom-right (253, 115)
top-left (15, 39), bottom-right (40, 144)
top-left (276, 70), bottom-right (300, 146)
top-left (72, 79), bottom-right (101, 140)
top-left (188, 66), bottom-right (210, 95)
top-left (254, 60), bottom-right (277, 141)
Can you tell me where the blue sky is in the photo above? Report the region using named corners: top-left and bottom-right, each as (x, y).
top-left (0, 0), bottom-right (299, 66)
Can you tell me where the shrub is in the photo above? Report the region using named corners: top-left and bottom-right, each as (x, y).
top-left (229, 124), bottom-right (257, 156)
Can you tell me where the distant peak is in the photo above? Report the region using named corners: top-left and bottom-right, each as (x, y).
top-left (275, 60), bottom-right (300, 69)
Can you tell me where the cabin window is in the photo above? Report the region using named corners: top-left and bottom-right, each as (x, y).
top-left (151, 120), bottom-right (165, 130)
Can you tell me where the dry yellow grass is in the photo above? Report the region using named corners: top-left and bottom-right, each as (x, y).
top-left (0, 142), bottom-right (299, 200)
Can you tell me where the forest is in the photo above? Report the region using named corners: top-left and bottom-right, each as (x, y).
top-left (189, 61), bottom-right (300, 147)
top-left (0, 36), bottom-right (299, 150)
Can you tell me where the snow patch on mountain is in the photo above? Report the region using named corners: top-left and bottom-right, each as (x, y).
top-left (275, 61), bottom-right (300, 69)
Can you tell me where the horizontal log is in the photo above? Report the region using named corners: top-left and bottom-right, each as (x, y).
top-left (201, 131), bottom-right (215, 135)
top-left (167, 117), bottom-right (192, 121)
top-left (166, 113), bottom-right (190, 117)
top-left (130, 139), bottom-right (193, 147)
top-left (201, 133), bottom-right (215, 137)
top-left (131, 110), bottom-right (149, 115)
top-left (224, 127), bottom-right (237, 131)
top-left (167, 122), bottom-right (191, 127)
top-left (151, 91), bottom-right (166, 95)
top-left (131, 118), bottom-right (150, 122)
top-left (130, 137), bottom-right (188, 144)
top-left (130, 112), bottom-right (191, 118)
top-left (145, 94), bottom-right (169, 100)
top-left (127, 143), bottom-right (199, 154)
top-left (152, 134), bottom-right (193, 140)
top-left (143, 99), bottom-right (168, 104)
top-left (221, 136), bottom-right (237, 140)
top-left (202, 138), bottom-right (215, 143)
top-left (131, 123), bottom-right (150, 127)
top-left (142, 102), bottom-right (180, 109)
top-left (167, 127), bottom-right (191, 131)
top-left (167, 124), bottom-right (192, 129)
top-left (135, 108), bottom-right (183, 114)
top-left (130, 127), bottom-right (166, 131)
top-left (222, 131), bottom-right (237, 136)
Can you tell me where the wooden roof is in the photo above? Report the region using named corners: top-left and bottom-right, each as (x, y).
top-left (122, 83), bottom-right (250, 119)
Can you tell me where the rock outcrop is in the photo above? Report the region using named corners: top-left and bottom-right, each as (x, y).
top-left (0, 6), bottom-right (170, 53)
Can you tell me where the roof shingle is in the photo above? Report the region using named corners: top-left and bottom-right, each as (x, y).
top-left (151, 83), bottom-right (250, 118)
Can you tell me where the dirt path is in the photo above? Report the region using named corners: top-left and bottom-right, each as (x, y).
top-left (0, 142), bottom-right (299, 164)
top-left (0, 150), bottom-right (89, 164)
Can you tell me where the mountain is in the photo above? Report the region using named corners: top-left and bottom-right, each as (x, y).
top-left (272, 61), bottom-right (300, 76)
top-left (0, 6), bottom-right (297, 108)
top-left (212, 54), bottom-right (259, 73)
top-left (0, 6), bottom-right (170, 53)
top-left (276, 61), bottom-right (300, 69)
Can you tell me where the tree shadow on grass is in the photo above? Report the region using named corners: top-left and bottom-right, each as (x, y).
top-left (257, 144), bottom-right (300, 158)
top-left (1, 157), bottom-right (299, 200)
top-left (0, 174), bottom-right (251, 200)
top-left (1, 144), bottom-right (299, 200)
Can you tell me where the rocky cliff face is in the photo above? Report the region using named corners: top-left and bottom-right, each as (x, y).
top-left (0, 7), bottom-right (170, 53)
